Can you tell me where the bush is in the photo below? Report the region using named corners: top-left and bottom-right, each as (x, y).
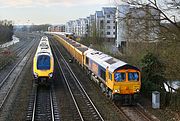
top-left (141, 52), bottom-right (166, 95)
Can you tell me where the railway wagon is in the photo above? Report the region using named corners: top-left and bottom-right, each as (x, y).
top-left (55, 36), bottom-right (75, 58)
top-left (33, 36), bottom-right (54, 84)
top-left (56, 36), bottom-right (69, 51)
top-left (74, 45), bottom-right (88, 66)
top-left (53, 34), bottom-right (141, 101)
top-left (67, 40), bottom-right (77, 59)
top-left (54, 35), bottom-right (88, 66)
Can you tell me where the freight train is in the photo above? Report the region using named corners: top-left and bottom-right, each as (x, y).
top-left (53, 33), bottom-right (141, 102)
top-left (33, 36), bottom-right (54, 84)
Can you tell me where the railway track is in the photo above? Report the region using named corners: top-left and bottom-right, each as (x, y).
top-left (51, 36), bottom-right (132, 121)
top-left (0, 39), bottom-right (37, 111)
top-left (51, 35), bottom-right (159, 121)
top-left (51, 39), bottom-right (104, 121)
top-left (26, 85), bottom-right (60, 121)
top-left (113, 100), bottom-right (160, 121)
top-left (14, 40), bottom-right (32, 57)
top-left (11, 40), bottom-right (27, 55)
top-left (0, 38), bottom-right (32, 71)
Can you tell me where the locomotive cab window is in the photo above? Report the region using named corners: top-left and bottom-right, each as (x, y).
top-left (128, 72), bottom-right (139, 81)
top-left (37, 55), bottom-right (50, 70)
top-left (114, 72), bottom-right (125, 82)
top-left (86, 57), bottom-right (89, 65)
top-left (109, 73), bottom-right (112, 81)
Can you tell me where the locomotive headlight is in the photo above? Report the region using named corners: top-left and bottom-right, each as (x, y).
top-left (114, 89), bottom-right (120, 93)
top-left (34, 73), bottom-right (38, 78)
top-left (49, 73), bottom-right (53, 78)
top-left (136, 89), bottom-right (140, 92)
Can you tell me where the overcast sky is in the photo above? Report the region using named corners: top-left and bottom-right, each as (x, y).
top-left (0, 0), bottom-right (116, 25)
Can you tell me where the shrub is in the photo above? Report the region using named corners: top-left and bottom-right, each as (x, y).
top-left (141, 52), bottom-right (166, 95)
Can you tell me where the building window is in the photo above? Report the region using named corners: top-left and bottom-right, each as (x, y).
top-left (101, 31), bottom-right (103, 35)
top-left (107, 26), bottom-right (111, 29)
top-left (113, 26), bottom-right (115, 29)
top-left (107, 32), bottom-right (110, 35)
top-left (107, 15), bottom-right (110, 18)
top-left (113, 32), bottom-right (116, 35)
top-left (100, 20), bottom-right (104, 29)
top-left (107, 20), bottom-right (110, 23)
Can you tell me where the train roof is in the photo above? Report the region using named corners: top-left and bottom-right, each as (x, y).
top-left (65, 38), bottom-right (88, 52)
top-left (36, 46), bottom-right (52, 55)
top-left (85, 49), bottom-right (138, 73)
top-left (35, 36), bottom-right (53, 57)
top-left (76, 47), bottom-right (88, 52)
top-left (41, 36), bottom-right (48, 40)
top-left (37, 52), bottom-right (51, 56)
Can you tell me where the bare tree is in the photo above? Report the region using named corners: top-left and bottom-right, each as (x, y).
top-left (115, 0), bottom-right (180, 41)
top-left (0, 20), bottom-right (14, 44)
top-left (126, 6), bottom-right (160, 42)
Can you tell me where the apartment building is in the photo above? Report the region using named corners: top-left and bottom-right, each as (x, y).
top-left (116, 5), bottom-right (160, 47)
top-left (102, 7), bottom-right (116, 41)
top-left (88, 15), bottom-right (95, 36)
top-left (65, 7), bottom-right (116, 41)
top-left (48, 25), bottom-right (65, 32)
top-left (95, 11), bottom-right (104, 37)
top-left (116, 5), bottom-right (131, 47)
top-left (79, 18), bottom-right (88, 37)
top-left (66, 21), bottom-right (74, 33)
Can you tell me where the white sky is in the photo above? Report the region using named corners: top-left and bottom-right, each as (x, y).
top-left (0, 0), bottom-right (179, 25)
top-left (0, 0), bottom-right (114, 25)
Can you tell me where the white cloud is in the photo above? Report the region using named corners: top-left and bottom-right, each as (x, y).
top-left (0, 0), bottom-right (33, 7)
top-left (0, 0), bottom-right (110, 7)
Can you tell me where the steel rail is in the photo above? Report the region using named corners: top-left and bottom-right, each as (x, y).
top-left (51, 39), bottom-right (104, 121)
top-left (0, 39), bottom-right (37, 110)
top-left (50, 88), bottom-right (55, 121)
top-left (52, 46), bottom-right (84, 121)
top-left (31, 86), bottom-right (37, 121)
top-left (0, 39), bottom-right (35, 88)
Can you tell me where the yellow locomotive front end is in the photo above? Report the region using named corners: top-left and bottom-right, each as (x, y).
top-left (106, 66), bottom-right (141, 102)
top-left (112, 69), bottom-right (141, 95)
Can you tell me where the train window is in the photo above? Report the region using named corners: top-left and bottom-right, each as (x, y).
top-left (114, 72), bottom-right (125, 82)
top-left (128, 72), bottom-right (139, 81)
top-left (100, 69), bottom-right (106, 80)
top-left (109, 73), bottom-right (112, 81)
top-left (86, 57), bottom-right (89, 65)
top-left (37, 55), bottom-right (50, 70)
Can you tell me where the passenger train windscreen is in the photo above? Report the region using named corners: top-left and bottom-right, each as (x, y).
top-left (37, 55), bottom-right (50, 70)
